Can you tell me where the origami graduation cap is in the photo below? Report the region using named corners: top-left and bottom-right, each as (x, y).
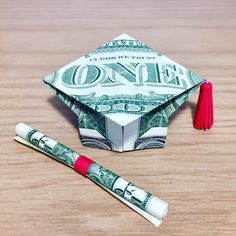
top-left (43, 34), bottom-right (213, 152)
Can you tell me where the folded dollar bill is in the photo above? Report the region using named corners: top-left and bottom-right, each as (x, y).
top-left (43, 34), bottom-right (204, 152)
top-left (14, 123), bottom-right (168, 227)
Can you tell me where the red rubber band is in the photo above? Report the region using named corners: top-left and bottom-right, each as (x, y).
top-left (73, 155), bottom-right (94, 177)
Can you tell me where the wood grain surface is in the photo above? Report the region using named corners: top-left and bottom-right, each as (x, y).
top-left (0, 0), bottom-right (236, 235)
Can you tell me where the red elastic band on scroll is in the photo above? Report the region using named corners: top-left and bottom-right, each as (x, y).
top-left (73, 155), bottom-right (94, 177)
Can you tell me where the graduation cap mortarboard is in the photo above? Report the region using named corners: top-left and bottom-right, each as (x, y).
top-left (43, 34), bottom-right (213, 152)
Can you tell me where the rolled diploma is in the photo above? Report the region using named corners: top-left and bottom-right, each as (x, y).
top-left (14, 123), bottom-right (168, 227)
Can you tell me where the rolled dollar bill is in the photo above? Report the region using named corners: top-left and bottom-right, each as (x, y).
top-left (14, 123), bottom-right (168, 227)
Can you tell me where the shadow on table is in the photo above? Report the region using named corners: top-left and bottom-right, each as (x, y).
top-left (168, 101), bottom-right (196, 126)
top-left (47, 96), bottom-right (78, 129)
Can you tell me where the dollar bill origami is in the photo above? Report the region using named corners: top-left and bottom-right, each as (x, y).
top-left (43, 34), bottom-right (207, 152)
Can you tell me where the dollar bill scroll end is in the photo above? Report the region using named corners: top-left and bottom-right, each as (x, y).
top-left (15, 123), bottom-right (80, 168)
top-left (146, 196), bottom-right (168, 220)
top-left (86, 162), bottom-right (168, 224)
top-left (15, 123), bottom-right (34, 141)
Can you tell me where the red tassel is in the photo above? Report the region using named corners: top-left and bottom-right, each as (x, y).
top-left (193, 80), bottom-right (214, 130)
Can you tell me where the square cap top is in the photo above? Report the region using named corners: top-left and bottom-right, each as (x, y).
top-left (44, 33), bottom-right (204, 125)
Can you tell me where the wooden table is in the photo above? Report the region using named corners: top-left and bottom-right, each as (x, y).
top-left (1, 0), bottom-right (236, 235)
